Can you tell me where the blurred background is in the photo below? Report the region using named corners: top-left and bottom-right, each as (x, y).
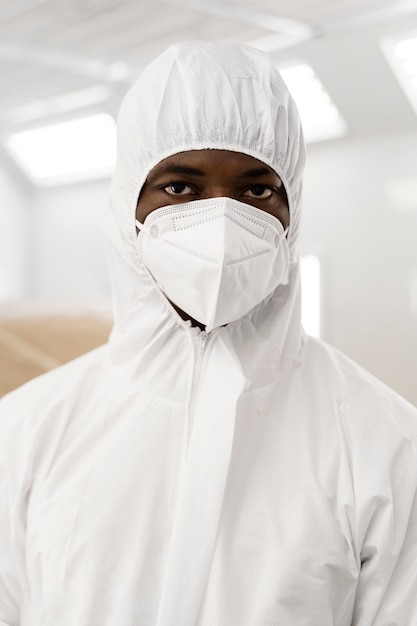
top-left (0, 0), bottom-right (416, 403)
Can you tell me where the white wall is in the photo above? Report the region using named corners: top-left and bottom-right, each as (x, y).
top-left (0, 154), bottom-right (33, 299)
top-left (33, 179), bottom-right (111, 308)
top-left (300, 129), bottom-right (417, 405)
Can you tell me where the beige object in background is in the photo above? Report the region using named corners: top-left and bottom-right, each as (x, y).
top-left (0, 317), bottom-right (112, 397)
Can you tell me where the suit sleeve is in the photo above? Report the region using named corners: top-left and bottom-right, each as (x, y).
top-left (0, 402), bottom-right (22, 626)
top-left (351, 435), bottom-right (417, 625)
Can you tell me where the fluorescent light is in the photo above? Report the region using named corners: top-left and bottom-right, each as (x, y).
top-left (6, 113), bottom-right (116, 186)
top-left (278, 63), bottom-right (348, 143)
top-left (381, 31), bottom-right (417, 117)
top-left (301, 254), bottom-right (321, 337)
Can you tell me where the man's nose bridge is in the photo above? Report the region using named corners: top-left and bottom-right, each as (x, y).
top-left (203, 184), bottom-right (234, 199)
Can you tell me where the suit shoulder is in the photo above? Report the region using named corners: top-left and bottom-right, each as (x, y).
top-left (303, 335), bottom-right (417, 441)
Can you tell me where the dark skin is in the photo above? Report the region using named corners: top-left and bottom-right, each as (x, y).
top-left (136, 149), bottom-right (290, 330)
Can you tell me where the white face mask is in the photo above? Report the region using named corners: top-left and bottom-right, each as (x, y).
top-left (135, 197), bottom-right (289, 331)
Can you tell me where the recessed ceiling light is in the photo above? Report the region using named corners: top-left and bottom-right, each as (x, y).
top-left (5, 113), bottom-right (116, 186)
top-left (381, 31), bottom-right (417, 117)
top-left (277, 63), bottom-right (348, 143)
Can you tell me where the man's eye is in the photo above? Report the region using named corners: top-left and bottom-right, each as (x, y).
top-left (164, 183), bottom-right (194, 195)
top-left (244, 185), bottom-right (273, 199)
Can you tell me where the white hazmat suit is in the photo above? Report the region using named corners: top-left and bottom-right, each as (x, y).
top-left (1, 41), bottom-right (417, 626)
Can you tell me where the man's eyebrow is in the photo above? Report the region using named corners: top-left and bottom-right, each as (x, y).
top-left (147, 164), bottom-right (205, 182)
top-left (237, 167), bottom-right (278, 179)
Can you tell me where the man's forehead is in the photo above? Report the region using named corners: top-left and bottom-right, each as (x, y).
top-left (146, 149), bottom-right (280, 182)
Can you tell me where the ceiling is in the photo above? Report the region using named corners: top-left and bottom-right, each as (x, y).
top-left (1, 0), bottom-right (417, 153)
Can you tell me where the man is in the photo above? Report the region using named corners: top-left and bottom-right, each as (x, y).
top-left (1, 41), bottom-right (417, 626)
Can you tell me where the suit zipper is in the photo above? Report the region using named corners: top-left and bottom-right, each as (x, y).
top-left (186, 329), bottom-right (208, 454)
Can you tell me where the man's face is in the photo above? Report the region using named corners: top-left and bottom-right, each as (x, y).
top-left (136, 149), bottom-right (289, 229)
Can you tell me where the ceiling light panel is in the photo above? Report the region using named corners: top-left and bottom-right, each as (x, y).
top-left (381, 31), bottom-right (417, 117)
top-left (5, 113), bottom-right (116, 186)
top-left (277, 62), bottom-right (348, 143)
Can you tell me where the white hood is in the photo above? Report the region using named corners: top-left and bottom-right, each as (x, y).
top-left (104, 41), bottom-right (306, 382)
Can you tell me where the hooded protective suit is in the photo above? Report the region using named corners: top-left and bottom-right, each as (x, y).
top-left (1, 41), bottom-right (417, 626)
